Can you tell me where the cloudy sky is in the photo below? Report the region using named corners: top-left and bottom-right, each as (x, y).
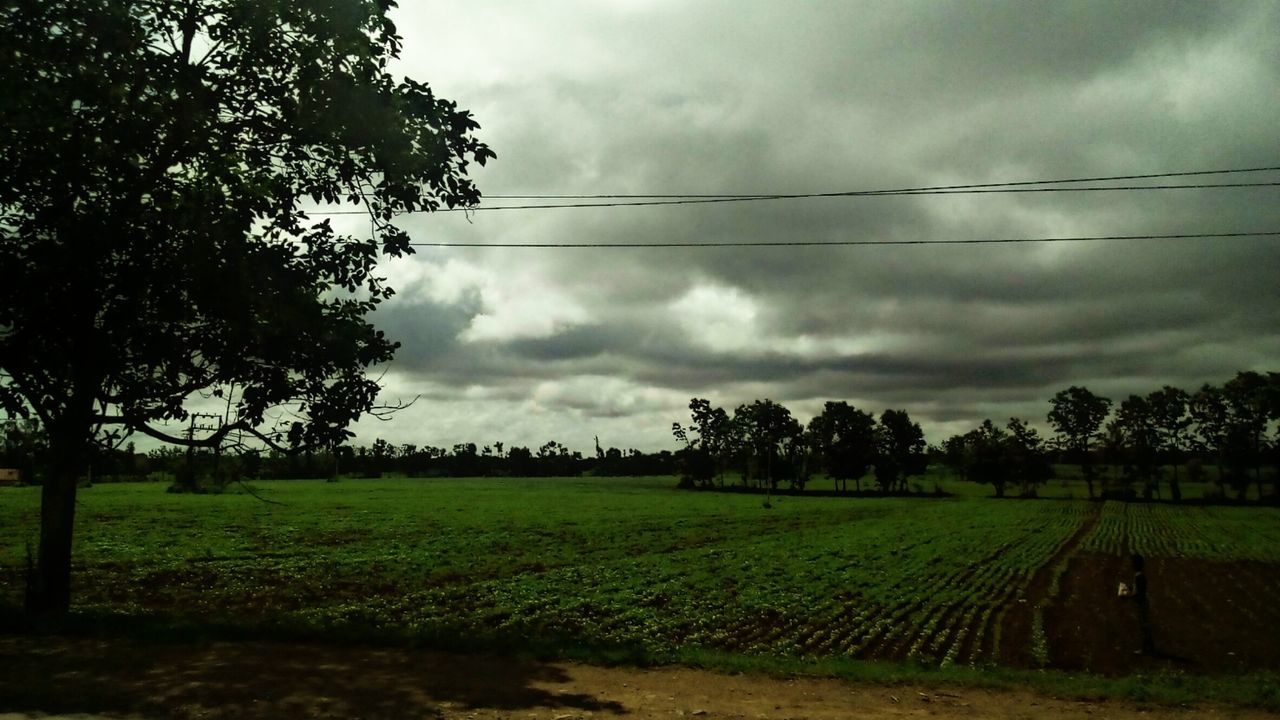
top-left (336, 0), bottom-right (1279, 452)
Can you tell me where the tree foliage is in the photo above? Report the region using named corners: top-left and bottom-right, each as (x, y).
top-left (1145, 385), bottom-right (1191, 501)
top-left (1191, 372), bottom-right (1279, 499)
top-left (733, 399), bottom-right (805, 490)
top-left (1047, 386), bottom-right (1112, 498)
top-left (943, 418), bottom-right (1050, 498)
top-left (0, 0), bottom-right (493, 611)
top-left (808, 401), bottom-right (876, 492)
top-left (874, 409), bottom-right (927, 492)
top-left (671, 398), bottom-right (732, 488)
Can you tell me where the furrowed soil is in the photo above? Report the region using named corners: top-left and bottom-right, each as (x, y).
top-left (0, 635), bottom-right (1273, 720)
top-left (1046, 554), bottom-right (1280, 676)
top-left (998, 504), bottom-right (1102, 668)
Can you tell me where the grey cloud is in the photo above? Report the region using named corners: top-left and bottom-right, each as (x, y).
top-left (372, 287), bottom-right (484, 370)
top-left (356, 1), bottom-right (1280, 451)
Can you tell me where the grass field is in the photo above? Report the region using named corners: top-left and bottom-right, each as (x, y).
top-left (2, 477), bottom-right (1279, 700)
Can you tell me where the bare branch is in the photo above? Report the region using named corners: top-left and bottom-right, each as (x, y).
top-left (368, 394), bottom-right (420, 421)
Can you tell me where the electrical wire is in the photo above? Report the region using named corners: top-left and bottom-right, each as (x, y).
top-left (485, 164), bottom-right (1280, 199)
top-left (308, 164), bottom-right (1280, 215)
top-left (405, 230), bottom-right (1280, 249)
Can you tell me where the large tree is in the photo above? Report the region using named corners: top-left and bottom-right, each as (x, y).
top-left (875, 408), bottom-right (927, 493)
top-left (1047, 386), bottom-right (1111, 499)
top-left (1192, 373), bottom-right (1277, 500)
top-left (807, 401), bottom-right (876, 493)
top-left (1146, 385), bottom-right (1191, 501)
top-left (947, 419), bottom-right (1012, 497)
top-left (1221, 371), bottom-right (1275, 499)
top-left (1110, 394), bottom-right (1161, 498)
top-left (671, 397), bottom-right (732, 488)
top-left (1, 0), bottom-right (493, 611)
top-left (1004, 417), bottom-right (1052, 497)
top-left (732, 399), bottom-right (803, 490)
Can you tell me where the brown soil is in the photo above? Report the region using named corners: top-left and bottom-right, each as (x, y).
top-left (0, 635), bottom-right (1271, 720)
top-left (1046, 553), bottom-right (1280, 676)
top-left (999, 505), bottom-right (1102, 667)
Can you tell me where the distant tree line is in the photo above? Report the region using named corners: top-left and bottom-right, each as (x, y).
top-left (671, 398), bottom-right (928, 494)
top-left (673, 370), bottom-right (1279, 503)
top-left (0, 425), bottom-right (675, 486)
top-left (327, 438), bottom-right (675, 479)
top-left (942, 370), bottom-right (1280, 502)
top-left (3, 371), bottom-right (1275, 502)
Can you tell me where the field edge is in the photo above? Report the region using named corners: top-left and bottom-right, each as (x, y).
top-left (4, 607), bottom-right (1278, 712)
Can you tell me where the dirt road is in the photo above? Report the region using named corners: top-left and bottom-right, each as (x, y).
top-left (0, 635), bottom-right (1271, 720)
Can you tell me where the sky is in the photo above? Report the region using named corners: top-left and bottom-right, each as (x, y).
top-left (334, 0), bottom-right (1280, 453)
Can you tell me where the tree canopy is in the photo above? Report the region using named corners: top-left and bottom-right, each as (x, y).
top-left (1047, 386), bottom-right (1112, 498)
top-left (808, 401), bottom-right (876, 492)
top-left (0, 0), bottom-right (493, 611)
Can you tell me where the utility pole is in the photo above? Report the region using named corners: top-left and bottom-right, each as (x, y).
top-left (181, 412), bottom-right (223, 490)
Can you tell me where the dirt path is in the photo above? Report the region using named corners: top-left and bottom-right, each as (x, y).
top-left (1, 635), bottom-right (1271, 720)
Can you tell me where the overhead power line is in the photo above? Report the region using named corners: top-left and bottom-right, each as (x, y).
top-left (406, 230), bottom-right (1280, 249)
top-left (485, 164), bottom-right (1280, 199)
top-left (433, 183), bottom-right (1280, 212)
top-left (309, 164), bottom-right (1280, 215)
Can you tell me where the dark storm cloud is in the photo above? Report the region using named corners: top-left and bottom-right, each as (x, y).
top-left (357, 1), bottom-right (1280, 449)
top-left (370, 287), bottom-right (484, 368)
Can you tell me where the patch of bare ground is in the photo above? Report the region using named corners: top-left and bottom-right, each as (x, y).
top-left (0, 635), bottom-right (1271, 720)
top-left (1047, 553), bottom-right (1280, 676)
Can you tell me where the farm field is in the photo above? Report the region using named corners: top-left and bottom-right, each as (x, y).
top-left (2, 477), bottom-right (1278, 679)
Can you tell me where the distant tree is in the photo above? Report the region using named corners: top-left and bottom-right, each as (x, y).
top-left (1146, 386), bottom-right (1191, 501)
top-left (1192, 373), bottom-right (1275, 500)
top-left (940, 433), bottom-right (969, 483)
top-left (808, 401), bottom-right (876, 493)
top-left (875, 409), bottom-right (927, 493)
top-left (944, 417), bottom-right (1048, 498)
top-left (507, 446), bottom-right (534, 476)
top-left (689, 399), bottom-right (733, 486)
top-left (369, 438), bottom-right (396, 477)
top-left (1110, 395), bottom-right (1161, 499)
top-left (1189, 384), bottom-right (1247, 498)
top-left (1222, 372), bottom-right (1274, 499)
top-left (671, 421), bottom-right (712, 488)
top-left (1, 1), bottom-right (493, 612)
top-left (0, 419), bottom-right (47, 486)
top-left (672, 398), bottom-right (732, 488)
top-left (953, 420), bottom-right (1012, 497)
top-left (1047, 386), bottom-right (1112, 499)
top-left (733, 399), bottom-right (803, 490)
top-left (332, 445), bottom-right (354, 477)
top-left (1005, 417), bottom-right (1052, 497)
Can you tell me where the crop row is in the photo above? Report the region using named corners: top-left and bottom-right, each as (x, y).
top-left (1082, 502), bottom-right (1280, 561)
top-left (300, 501), bottom-right (1094, 668)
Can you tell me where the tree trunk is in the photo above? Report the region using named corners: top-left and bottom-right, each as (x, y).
top-left (26, 449), bottom-right (82, 613)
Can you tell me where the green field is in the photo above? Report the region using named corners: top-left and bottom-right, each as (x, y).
top-left (2, 478), bottom-right (1278, 682)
